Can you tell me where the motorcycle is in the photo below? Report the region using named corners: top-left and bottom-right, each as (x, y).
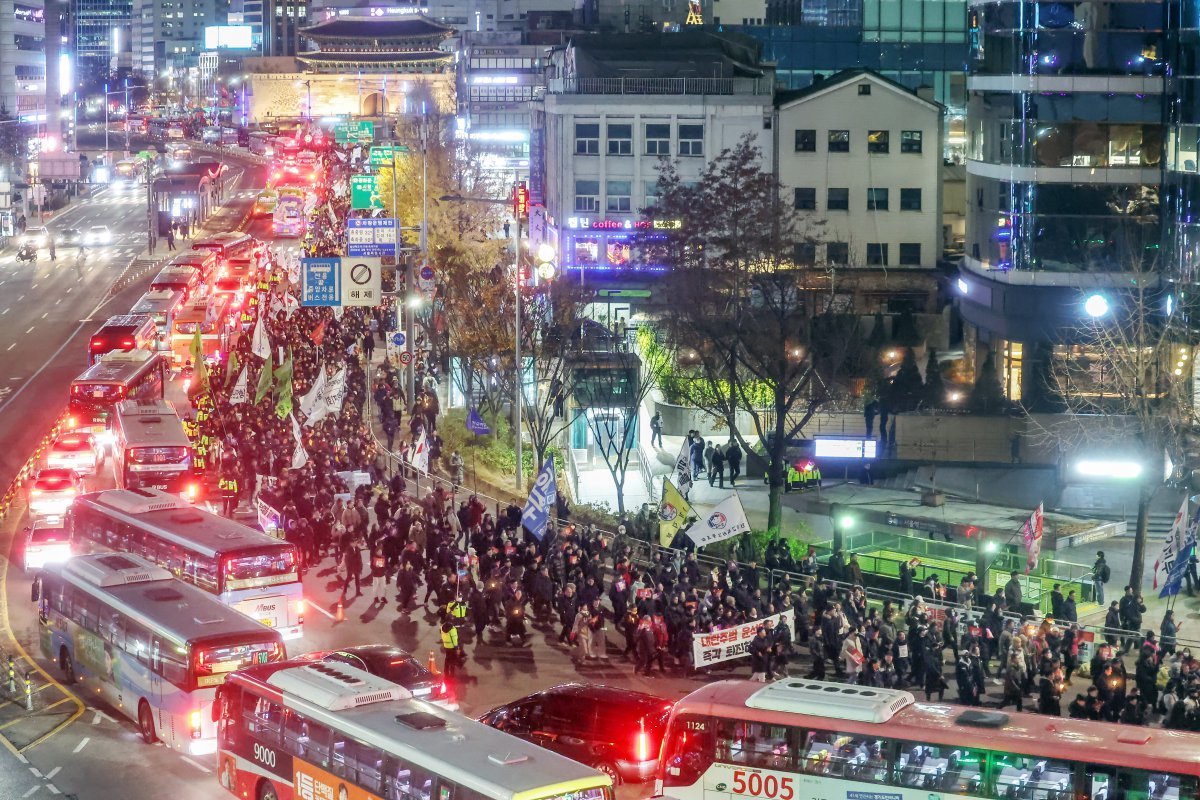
top-left (16, 244), bottom-right (36, 263)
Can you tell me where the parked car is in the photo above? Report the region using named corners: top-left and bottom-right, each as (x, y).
top-left (479, 683), bottom-right (672, 784)
top-left (295, 645), bottom-right (456, 709)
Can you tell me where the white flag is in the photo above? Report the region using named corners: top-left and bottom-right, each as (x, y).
top-left (228, 367), bottom-right (249, 405)
top-left (684, 493), bottom-right (751, 548)
top-left (412, 431), bottom-right (429, 474)
top-left (324, 367), bottom-right (347, 417)
top-left (283, 292), bottom-right (299, 319)
top-left (673, 438), bottom-right (694, 497)
top-left (251, 314), bottom-right (271, 360)
top-left (290, 414), bottom-right (309, 470)
top-left (299, 369), bottom-right (327, 423)
top-left (1154, 497), bottom-right (1191, 590)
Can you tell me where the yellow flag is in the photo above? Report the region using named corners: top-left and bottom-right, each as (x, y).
top-left (658, 477), bottom-right (693, 547)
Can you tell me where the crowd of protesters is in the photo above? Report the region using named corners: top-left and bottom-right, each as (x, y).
top-left (182, 129), bottom-right (1200, 735)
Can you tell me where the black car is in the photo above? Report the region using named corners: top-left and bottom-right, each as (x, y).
top-left (479, 683), bottom-right (672, 784)
top-left (55, 228), bottom-right (82, 246)
top-left (295, 645), bottom-right (456, 708)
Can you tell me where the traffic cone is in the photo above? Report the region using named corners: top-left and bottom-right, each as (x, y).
top-left (428, 650), bottom-right (442, 676)
top-left (335, 600), bottom-right (345, 623)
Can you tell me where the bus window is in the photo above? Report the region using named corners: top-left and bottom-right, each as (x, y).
top-left (895, 743), bottom-right (986, 796)
top-left (127, 620), bottom-right (152, 666)
top-left (283, 709), bottom-right (311, 757)
top-left (1089, 769), bottom-right (1192, 800)
top-left (339, 739), bottom-right (385, 792)
top-left (662, 715), bottom-right (715, 787)
top-left (244, 693), bottom-right (282, 744)
top-left (383, 756), bottom-right (433, 800)
top-left (801, 731), bottom-right (888, 783)
top-left (304, 720), bottom-right (333, 769)
top-left (718, 720), bottom-right (795, 771)
top-left (994, 756), bottom-right (1074, 800)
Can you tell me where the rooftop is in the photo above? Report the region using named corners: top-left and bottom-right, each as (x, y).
top-left (299, 15), bottom-right (453, 42)
top-left (296, 50), bottom-right (451, 65)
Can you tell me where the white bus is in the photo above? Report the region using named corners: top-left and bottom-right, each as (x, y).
top-left (33, 552), bottom-right (286, 754)
top-left (67, 488), bottom-right (305, 639)
top-left (112, 399), bottom-right (195, 499)
top-left (215, 659), bottom-right (613, 800)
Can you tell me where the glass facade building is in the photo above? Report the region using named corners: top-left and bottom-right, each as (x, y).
top-left (73, 0), bottom-right (131, 78)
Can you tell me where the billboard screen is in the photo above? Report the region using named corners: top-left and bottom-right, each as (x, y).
top-left (203, 25), bottom-right (253, 49)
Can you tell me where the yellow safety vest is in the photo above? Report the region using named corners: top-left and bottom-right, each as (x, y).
top-left (449, 601), bottom-right (468, 620)
top-left (440, 627), bottom-right (459, 649)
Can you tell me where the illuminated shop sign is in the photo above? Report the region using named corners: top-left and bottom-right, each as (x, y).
top-left (565, 216), bottom-right (682, 231)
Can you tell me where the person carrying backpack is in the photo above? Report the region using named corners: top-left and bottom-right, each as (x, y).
top-left (1093, 551), bottom-right (1111, 605)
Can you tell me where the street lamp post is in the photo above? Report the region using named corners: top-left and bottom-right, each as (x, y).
top-left (103, 81), bottom-right (109, 154)
top-left (440, 187), bottom-right (527, 492)
top-left (123, 77), bottom-right (130, 155)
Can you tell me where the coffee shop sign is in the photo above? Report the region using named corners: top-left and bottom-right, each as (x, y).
top-left (565, 217), bottom-right (682, 231)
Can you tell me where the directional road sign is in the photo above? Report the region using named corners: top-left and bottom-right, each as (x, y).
top-left (347, 217), bottom-right (397, 258)
top-left (350, 174), bottom-right (382, 210)
top-left (300, 257), bottom-right (341, 307)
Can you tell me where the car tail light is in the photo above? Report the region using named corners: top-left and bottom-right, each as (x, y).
top-left (31, 489), bottom-right (42, 496)
top-left (68, 416), bottom-right (77, 428)
top-left (636, 729), bottom-right (651, 763)
top-left (121, 339), bottom-right (134, 348)
top-left (186, 483), bottom-right (199, 502)
top-left (295, 598), bottom-right (305, 615)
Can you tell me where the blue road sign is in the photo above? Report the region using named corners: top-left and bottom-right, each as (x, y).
top-left (347, 217), bottom-right (397, 258)
top-left (301, 257), bottom-right (342, 307)
top-left (391, 331), bottom-right (406, 347)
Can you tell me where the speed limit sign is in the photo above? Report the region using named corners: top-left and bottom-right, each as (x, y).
top-left (399, 351), bottom-right (413, 365)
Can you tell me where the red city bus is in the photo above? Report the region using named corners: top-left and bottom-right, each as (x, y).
top-left (69, 349), bottom-right (165, 442)
top-left (656, 679), bottom-right (1200, 800)
top-left (87, 314), bottom-right (158, 366)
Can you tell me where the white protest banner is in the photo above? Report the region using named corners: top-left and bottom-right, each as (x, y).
top-left (692, 608), bottom-right (796, 667)
top-left (684, 493), bottom-right (751, 547)
top-left (256, 497), bottom-right (283, 538)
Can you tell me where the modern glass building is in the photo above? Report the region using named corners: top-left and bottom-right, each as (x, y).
top-left (72, 0), bottom-right (130, 79)
top-left (956, 0), bottom-right (1173, 406)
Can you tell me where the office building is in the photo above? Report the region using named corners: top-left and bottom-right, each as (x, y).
top-left (458, 31), bottom-right (545, 173)
top-left (72, 0), bottom-right (130, 80)
top-left (132, 0), bottom-right (223, 77)
top-left (536, 30), bottom-right (775, 274)
top-left (0, 0), bottom-right (47, 118)
top-left (776, 69), bottom-right (943, 313)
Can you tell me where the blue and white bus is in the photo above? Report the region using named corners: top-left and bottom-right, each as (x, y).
top-left (67, 488), bottom-right (305, 639)
top-left (33, 552), bottom-right (286, 754)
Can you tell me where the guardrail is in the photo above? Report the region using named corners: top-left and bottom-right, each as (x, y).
top-left (0, 412), bottom-right (69, 521)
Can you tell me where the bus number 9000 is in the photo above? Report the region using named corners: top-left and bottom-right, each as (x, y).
top-left (731, 770), bottom-right (794, 800)
top-left (253, 743), bottom-right (277, 768)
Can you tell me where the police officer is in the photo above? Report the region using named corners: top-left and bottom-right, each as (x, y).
top-left (440, 621), bottom-right (461, 679)
top-left (218, 470), bottom-right (239, 517)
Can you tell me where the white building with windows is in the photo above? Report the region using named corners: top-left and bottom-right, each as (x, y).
top-left (536, 31), bottom-right (774, 275)
top-left (775, 70), bottom-right (943, 285)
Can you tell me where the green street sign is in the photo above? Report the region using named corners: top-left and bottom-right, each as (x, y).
top-left (137, 150), bottom-right (152, 160)
top-left (369, 145), bottom-right (409, 166)
top-left (335, 120), bottom-right (375, 144)
top-left (351, 174), bottom-right (383, 210)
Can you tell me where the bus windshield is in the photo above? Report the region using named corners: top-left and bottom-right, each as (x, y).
top-left (194, 639), bottom-right (285, 688)
top-left (222, 548), bottom-right (299, 592)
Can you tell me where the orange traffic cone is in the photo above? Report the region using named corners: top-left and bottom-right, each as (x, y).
top-left (428, 650), bottom-right (442, 676)
top-left (334, 600), bottom-right (345, 623)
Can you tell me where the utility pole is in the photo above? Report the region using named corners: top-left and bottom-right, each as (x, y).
top-left (514, 209), bottom-right (523, 493)
top-left (123, 78), bottom-right (130, 155)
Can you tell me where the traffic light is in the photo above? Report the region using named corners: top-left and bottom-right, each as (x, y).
top-left (512, 181), bottom-right (529, 218)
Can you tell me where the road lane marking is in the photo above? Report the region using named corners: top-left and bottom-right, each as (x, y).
top-left (29, 767), bottom-right (41, 778)
top-left (182, 756), bottom-right (212, 774)
top-left (90, 712), bottom-right (101, 725)
top-left (1, 308), bottom-right (7, 314)
top-left (6, 344), bottom-right (14, 351)
top-left (25, 326), bottom-right (34, 334)
top-left (44, 767), bottom-right (60, 780)
top-left (71, 737), bottom-right (88, 753)
top-left (40, 313), bottom-right (47, 319)
top-left (21, 786), bottom-right (37, 797)
top-left (46, 786), bottom-right (59, 796)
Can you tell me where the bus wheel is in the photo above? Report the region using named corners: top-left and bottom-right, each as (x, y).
top-left (138, 701), bottom-right (157, 744)
top-left (257, 780), bottom-right (279, 800)
top-left (59, 648), bottom-right (76, 684)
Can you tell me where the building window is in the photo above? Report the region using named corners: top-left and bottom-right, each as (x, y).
top-left (794, 187), bottom-right (816, 211)
top-left (607, 123), bottom-right (632, 156)
top-left (867, 188), bottom-right (889, 211)
top-left (828, 130), bottom-right (849, 153)
top-left (575, 179), bottom-right (600, 212)
top-left (866, 243), bottom-right (889, 266)
top-left (827, 242), bottom-right (849, 265)
top-left (643, 180), bottom-right (660, 210)
top-left (645, 123), bottom-right (670, 155)
top-left (794, 129), bottom-right (816, 152)
top-left (858, 83), bottom-right (871, 95)
top-left (678, 124), bottom-right (703, 156)
top-left (900, 188), bottom-right (922, 211)
top-left (901, 130), bottom-right (923, 153)
top-left (899, 243), bottom-right (922, 265)
top-left (827, 187), bottom-right (849, 211)
top-left (606, 180), bottom-right (632, 212)
top-left (575, 123), bottom-right (599, 155)
top-left (794, 242), bottom-right (816, 265)
top-left (868, 130), bottom-right (889, 153)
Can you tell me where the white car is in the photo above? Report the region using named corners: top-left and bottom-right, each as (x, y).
top-left (21, 227), bottom-right (49, 248)
top-left (23, 521), bottom-right (72, 571)
top-left (84, 225), bottom-right (112, 245)
top-left (27, 468), bottom-right (83, 520)
top-left (45, 432), bottom-right (101, 475)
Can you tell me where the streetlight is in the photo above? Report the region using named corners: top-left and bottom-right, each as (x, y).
top-left (1084, 293), bottom-right (1110, 318)
top-left (440, 188), bottom-right (527, 492)
top-left (295, 80), bottom-right (312, 119)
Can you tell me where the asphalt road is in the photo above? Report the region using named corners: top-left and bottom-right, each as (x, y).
top-left (0, 146), bottom-right (693, 800)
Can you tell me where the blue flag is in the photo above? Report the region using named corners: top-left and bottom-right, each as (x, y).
top-left (466, 408), bottom-right (492, 435)
top-left (521, 456), bottom-right (556, 540)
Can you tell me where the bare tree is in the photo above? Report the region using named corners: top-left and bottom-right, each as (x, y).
top-left (520, 281), bottom-right (590, 468)
top-left (641, 135), bottom-right (863, 533)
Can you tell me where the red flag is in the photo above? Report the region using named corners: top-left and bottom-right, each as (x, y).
top-left (1022, 502), bottom-right (1044, 574)
top-left (310, 319), bottom-right (327, 346)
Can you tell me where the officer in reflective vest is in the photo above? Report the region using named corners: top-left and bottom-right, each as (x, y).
top-left (440, 622), bottom-right (461, 679)
top-left (219, 475), bottom-right (239, 517)
top-left (446, 598), bottom-right (469, 626)
top-left (785, 463), bottom-right (801, 492)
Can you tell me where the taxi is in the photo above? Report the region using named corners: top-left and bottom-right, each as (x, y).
top-left (45, 432), bottom-right (102, 475)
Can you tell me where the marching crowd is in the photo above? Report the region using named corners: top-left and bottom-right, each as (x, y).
top-left (185, 132), bottom-right (1200, 736)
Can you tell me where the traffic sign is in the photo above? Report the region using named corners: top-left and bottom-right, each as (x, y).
top-left (301, 257), bottom-right (341, 307)
top-left (369, 145), bottom-right (409, 166)
top-left (335, 120), bottom-right (375, 144)
top-left (341, 256), bottom-right (383, 306)
top-left (399, 352), bottom-right (413, 365)
top-left (391, 331), bottom-right (406, 347)
top-left (419, 265), bottom-right (434, 281)
top-left (347, 217), bottom-right (397, 258)
top-left (417, 264), bottom-right (436, 296)
top-left (350, 174), bottom-right (382, 210)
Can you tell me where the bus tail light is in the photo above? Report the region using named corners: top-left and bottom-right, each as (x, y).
top-left (190, 710), bottom-right (202, 738)
top-left (67, 416), bottom-right (77, 428)
top-left (186, 483), bottom-right (199, 502)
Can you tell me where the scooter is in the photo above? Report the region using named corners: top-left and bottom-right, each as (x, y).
top-left (15, 244), bottom-right (36, 263)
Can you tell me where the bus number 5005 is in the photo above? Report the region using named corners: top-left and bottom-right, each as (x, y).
top-left (731, 770), bottom-right (794, 800)
top-left (254, 743), bottom-right (277, 768)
